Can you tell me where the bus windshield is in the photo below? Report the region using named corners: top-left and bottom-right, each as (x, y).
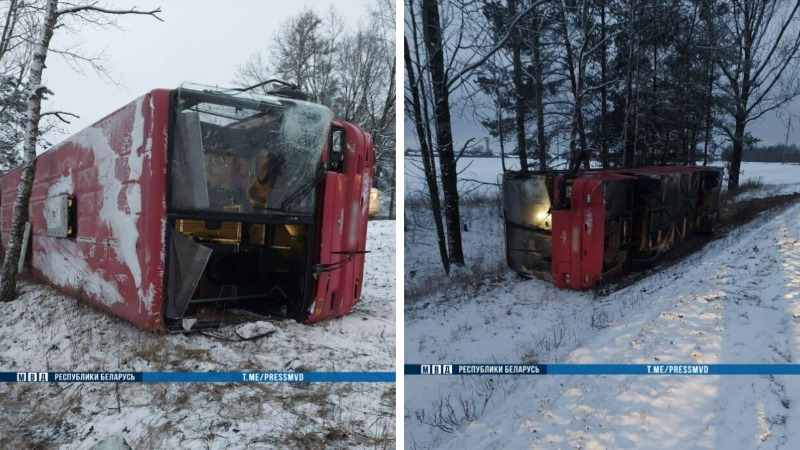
top-left (170, 84), bottom-right (333, 215)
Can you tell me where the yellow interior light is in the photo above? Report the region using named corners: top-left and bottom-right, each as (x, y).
top-left (530, 207), bottom-right (552, 230)
top-left (284, 224), bottom-right (302, 237)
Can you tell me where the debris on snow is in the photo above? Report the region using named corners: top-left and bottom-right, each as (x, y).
top-left (90, 435), bottom-right (132, 450)
top-left (235, 321), bottom-right (277, 340)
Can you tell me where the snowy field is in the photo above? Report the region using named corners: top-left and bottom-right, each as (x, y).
top-left (406, 156), bottom-right (800, 198)
top-left (405, 160), bottom-right (800, 448)
top-left (0, 220), bottom-right (396, 450)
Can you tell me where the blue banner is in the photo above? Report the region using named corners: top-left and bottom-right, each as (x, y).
top-left (1, 371), bottom-right (395, 383)
top-left (143, 372), bottom-right (395, 382)
top-left (405, 364), bottom-right (800, 375)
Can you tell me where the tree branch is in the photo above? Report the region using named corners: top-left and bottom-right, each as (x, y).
top-left (57, 6), bottom-right (163, 21)
top-left (454, 137), bottom-right (476, 163)
top-left (41, 110), bottom-right (79, 124)
top-left (446, 0), bottom-right (550, 91)
top-left (750, 1), bottom-right (800, 84)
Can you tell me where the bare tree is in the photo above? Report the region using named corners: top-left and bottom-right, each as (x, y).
top-left (335, 24), bottom-right (395, 214)
top-left (235, 3), bottom-right (396, 217)
top-left (417, 0), bottom-right (799, 201)
top-left (706, 0), bottom-right (800, 188)
top-left (234, 51), bottom-right (272, 92)
top-left (405, 0), bottom-right (547, 272)
top-left (0, 0), bottom-right (162, 302)
top-left (235, 7), bottom-right (341, 104)
top-left (405, 35), bottom-right (450, 274)
top-left (361, 0), bottom-right (397, 217)
top-left (266, 7), bottom-right (341, 105)
top-left (332, 1), bottom-right (396, 216)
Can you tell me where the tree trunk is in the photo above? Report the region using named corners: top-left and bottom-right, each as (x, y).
top-left (703, 60), bottom-right (713, 166)
top-left (404, 36), bottom-right (450, 275)
top-left (652, 43), bottom-right (659, 164)
top-left (0, 0), bottom-right (58, 302)
top-left (496, 83), bottom-right (506, 171)
top-left (388, 184), bottom-right (395, 219)
top-left (421, 0), bottom-right (464, 267)
top-left (532, 14), bottom-right (547, 170)
top-left (558, 1), bottom-right (580, 160)
top-left (728, 1), bottom-right (756, 190)
top-left (622, 0), bottom-right (636, 167)
top-left (729, 112), bottom-right (746, 189)
top-left (631, 45), bottom-right (642, 166)
top-left (575, 69), bottom-right (587, 155)
top-left (688, 121), bottom-right (699, 166)
top-left (575, 0), bottom-right (589, 155)
top-left (599, 1), bottom-right (609, 168)
top-left (508, 0), bottom-right (528, 172)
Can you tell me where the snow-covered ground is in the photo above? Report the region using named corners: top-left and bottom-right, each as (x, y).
top-left (732, 162), bottom-right (800, 200)
top-left (405, 161), bottom-right (800, 448)
top-left (0, 220), bottom-right (396, 450)
top-left (406, 157), bottom-right (800, 200)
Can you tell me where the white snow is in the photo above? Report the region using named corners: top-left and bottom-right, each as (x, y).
top-left (0, 220), bottom-right (396, 449)
top-left (732, 162), bottom-right (800, 200)
top-left (46, 172), bottom-right (74, 199)
top-left (32, 234), bottom-right (127, 306)
top-left (128, 95), bottom-right (147, 180)
top-left (63, 96), bottom-right (156, 311)
top-left (405, 159), bottom-right (800, 448)
top-left (235, 321), bottom-right (277, 340)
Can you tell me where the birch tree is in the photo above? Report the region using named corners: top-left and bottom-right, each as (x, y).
top-left (0, 0), bottom-right (37, 171)
top-left (0, 0), bottom-right (162, 302)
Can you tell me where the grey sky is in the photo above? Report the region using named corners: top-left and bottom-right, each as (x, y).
top-left (404, 96), bottom-right (800, 155)
top-left (41, 0), bottom-right (371, 146)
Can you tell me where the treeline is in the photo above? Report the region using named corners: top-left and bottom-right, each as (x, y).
top-left (477, 0), bottom-right (718, 169)
top-left (724, 144), bottom-right (800, 163)
top-left (405, 0), bottom-right (800, 274)
top-left (473, 0), bottom-right (800, 179)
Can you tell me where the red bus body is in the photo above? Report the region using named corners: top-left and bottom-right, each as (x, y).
top-left (0, 86), bottom-right (373, 330)
top-left (503, 165), bottom-right (723, 290)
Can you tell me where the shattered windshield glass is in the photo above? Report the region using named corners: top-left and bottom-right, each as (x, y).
top-left (170, 84), bottom-right (333, 215)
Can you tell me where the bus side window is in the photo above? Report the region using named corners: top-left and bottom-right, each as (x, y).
top-left (329, 127), bottom-right (344, 172)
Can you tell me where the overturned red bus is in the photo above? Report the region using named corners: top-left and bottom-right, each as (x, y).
top-left (502, 154), bottom-right (723, 290)
top-left (0, 83), bottom-right (374, 330)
